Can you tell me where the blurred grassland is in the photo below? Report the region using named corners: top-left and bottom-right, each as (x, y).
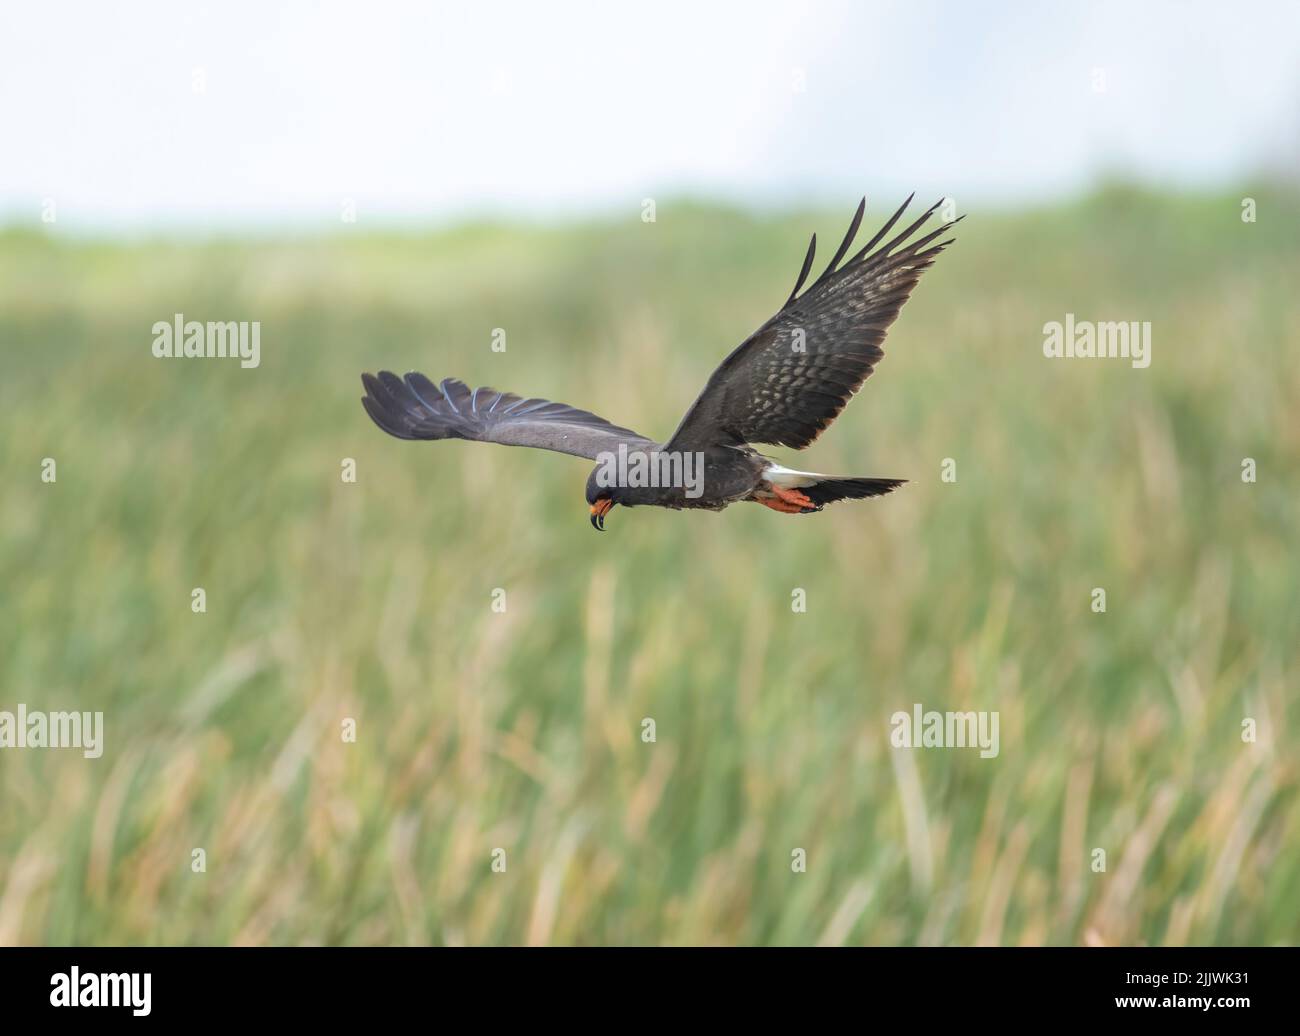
top-left (1, 185), bottom-right (1298, 945)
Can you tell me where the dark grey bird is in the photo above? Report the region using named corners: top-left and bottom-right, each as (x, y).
top-left (361, 196), bottom-right (960, 530)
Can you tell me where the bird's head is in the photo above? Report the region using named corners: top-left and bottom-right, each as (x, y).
top-left (585, 470), bottom-right (619, 531)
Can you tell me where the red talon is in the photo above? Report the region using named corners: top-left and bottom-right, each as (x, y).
top-left (755, 484), bottom-right (818, 513)
top-left (772, 485), bottom-right (815, 509)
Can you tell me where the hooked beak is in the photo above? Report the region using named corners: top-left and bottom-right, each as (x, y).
top-left (589, 498), bottom-right (614, 531)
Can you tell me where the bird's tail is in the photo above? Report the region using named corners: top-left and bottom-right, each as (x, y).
top-left (765, 463), bottom-right (906, 509)
top-left (800, 476), bottom-right (907, 507)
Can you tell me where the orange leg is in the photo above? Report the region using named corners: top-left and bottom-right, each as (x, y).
top-left (772, 485), bottom-right (816, 510)
top-left (755, 485), bottom-right (818, 514)
top-left (756, 495), bottom-right (805, 514)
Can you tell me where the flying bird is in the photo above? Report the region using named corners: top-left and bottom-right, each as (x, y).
top-left (361, 195), bottom-right (960, 530)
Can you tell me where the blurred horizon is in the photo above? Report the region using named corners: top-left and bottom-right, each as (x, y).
top-left (4, 177), bottom-right (1297, 247)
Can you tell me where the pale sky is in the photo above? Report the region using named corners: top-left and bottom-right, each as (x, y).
top-left (1, 0), bottom-right (1297, 230)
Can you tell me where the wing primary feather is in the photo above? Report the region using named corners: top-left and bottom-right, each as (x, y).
top-left (360, 372), bottom-right (387, 406)
top-left (783, 233), bottom-right (818, 309)
top-left (870, 198), bottom-right (946, 263)
top-left (891, 215), bottom-right (965, 259)
top-left (912, 237), bottom-right (958, 262)
top-left (376, 370), bottom-right (408, 403)
top-left (438, 378), bottom-right (462, 415)
top-left (848, 192), bottom-right (914, 264)
top-left (812, 197), bottom-right (865, 290)
top-left (404, 371), bottom-right (443, 411)
top-left (361, 395), bottom-right (414, 440)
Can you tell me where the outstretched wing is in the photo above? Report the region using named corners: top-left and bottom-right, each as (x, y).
top-left (362, 371), bottom-right (653, 460)
top-left (666, 196), bottom-right (961, 452)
